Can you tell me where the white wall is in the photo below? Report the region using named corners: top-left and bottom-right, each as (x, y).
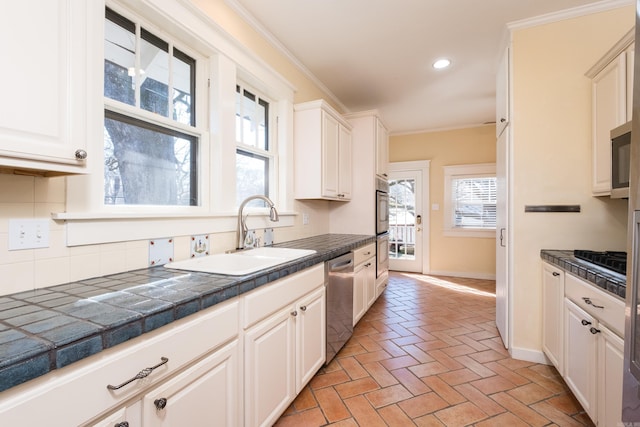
top-left (510, 5), bottom-right (633, 356)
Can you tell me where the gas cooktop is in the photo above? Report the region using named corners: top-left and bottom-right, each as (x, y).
top-left (573, 250), bottom-right (627, 275)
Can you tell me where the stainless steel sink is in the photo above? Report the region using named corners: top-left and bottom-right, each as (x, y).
top-left (164, 247), bottom-right (316, 275)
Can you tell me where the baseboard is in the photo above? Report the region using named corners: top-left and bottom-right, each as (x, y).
top-left (427, 270), bottom-right (496, 281)
top-left (509, 346), bottom-right (550, 365)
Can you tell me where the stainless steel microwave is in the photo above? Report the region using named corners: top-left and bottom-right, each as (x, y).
top-left (611, 121), bottom-right (631, 199)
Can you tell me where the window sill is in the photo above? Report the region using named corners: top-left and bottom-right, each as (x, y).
top-left (443, 228), bottom-right (496, 239)
top-left (52, 211), bottom-right (297, 246)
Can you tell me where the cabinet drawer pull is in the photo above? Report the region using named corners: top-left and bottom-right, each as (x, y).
top-left (291, 310), bottom-right (298, 317)
top-left (582, 297), bottom-right (604, 309)
top-left (590, 327), bottom-right (601, 335)
top-left (552, 272), bottom-right (560, 276)
top-left (114, 423), bottom-right (129, 427)
top-left (107, 357), bottom-right (169, 390)
top-left (300, 305), bottom-right (307, 312)
top-left (581, 319), bottom-right (592, 326)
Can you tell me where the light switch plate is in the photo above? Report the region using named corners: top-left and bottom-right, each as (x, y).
top-left (8, 219), bottom-right (50, 250)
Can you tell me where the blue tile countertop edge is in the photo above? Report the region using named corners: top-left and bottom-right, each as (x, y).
top-left (0, 233), bottom-right (375, 393)
top-left (540, 249), bottom-right (627, 300)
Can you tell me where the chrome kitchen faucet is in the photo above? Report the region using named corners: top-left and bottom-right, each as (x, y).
top-left (236, 195), bottom-right (279, 250)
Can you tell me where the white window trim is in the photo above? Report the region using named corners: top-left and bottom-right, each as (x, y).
top-left (443, 163), bottom-right (496, 238)
top-left (54, 0), bottom-right (297, 246)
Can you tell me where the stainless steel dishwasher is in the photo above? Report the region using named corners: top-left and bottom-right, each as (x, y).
top-left (325, 252), bottom-right (354, 364)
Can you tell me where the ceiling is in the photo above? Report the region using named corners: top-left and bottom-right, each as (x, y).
top-left (229, 0), bottom-right (618, 134)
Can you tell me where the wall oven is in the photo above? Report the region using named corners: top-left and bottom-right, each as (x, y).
top-left (376, 178), bottom-right (389, 235)
top-left (376, 177), bottom-right (389, 278)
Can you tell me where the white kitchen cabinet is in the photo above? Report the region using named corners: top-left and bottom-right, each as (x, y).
top-left (0, 299), bottom-right (240, 427)
top-left (330, 111), bottom-right (388, 235)
top-left (296, 287), bottom-right (327, 392)
top-left (541, 262), bottom-right (564, 373)
top-left (294, 100), bottom-right (352, 201)
top-left (0, 0), bottom-right (101, 176)
top-left (376, 118), bottom-right (389, 179)
top-left (562, 271), bottom-right (626, 426)
top-left (353, 244), bottom-right (376, 326)
top-left (586, 29), bottom-right (634, 195)
top-left (243, 265), bottom-right (325, 427)
top-left (564, 298), bottom-right (598, 421)
top-left (142, 340), bottom-right (241, 427)
top-left (598, 324), bottom-right (624, 427)
top-left (495, 46), bottom-right (510, 137)
top-left (626, 42), bottom-right (635, 122)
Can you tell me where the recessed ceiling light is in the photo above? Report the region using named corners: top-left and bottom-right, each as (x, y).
top-left (433, 58), bottom-right (451, 69)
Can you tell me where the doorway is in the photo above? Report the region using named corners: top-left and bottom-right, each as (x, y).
top-left (388, 161), bottom-right (430, 273)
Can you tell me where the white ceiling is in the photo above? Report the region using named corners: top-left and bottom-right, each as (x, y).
top-left (228, 0), bottom-right (625, 134)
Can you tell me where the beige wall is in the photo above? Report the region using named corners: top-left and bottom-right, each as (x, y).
top-left (390, 125), bottom-right (497, 278)
top-left (510, 5), bottom-right (632, 354)
top-left (0, 0), bottom-right (334, 296)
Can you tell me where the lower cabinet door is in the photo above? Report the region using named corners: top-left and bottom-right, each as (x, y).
top-left (245, 306), bottom-right (296, 427)
top-left (296, 287), bottom-right (326, 392)
top-left (353, 263), bottom-right (366, 325)
top-left (564, 298), bottom-right (597, 421)
top-left (141, 340), bottom-right (240, 427)
top-left (598, 324), bottom-right (624, 427)
top-left (364, 258), bottom-right (376, 308)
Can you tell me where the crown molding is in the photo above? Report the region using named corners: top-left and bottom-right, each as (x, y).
top-left (507, 0), bottom-right (634, 30)
top-left (224, 0), bottom-right (349, 113)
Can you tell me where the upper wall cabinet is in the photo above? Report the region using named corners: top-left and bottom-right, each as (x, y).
top-left (0, 1), bottom-right (102, 176)
top-left (496, 46), bottom-right (510, 137)
top-left (586, 29), bottom-right (634, 196)
top-left (375, 119), bottom-right (389, 179)
top-left (294, 100), bottom-right (352, 201)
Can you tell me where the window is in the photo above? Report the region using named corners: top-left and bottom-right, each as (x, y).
top-left (103, 8), bottom-right (199, 206)
top-left (444, 164), bottom-right (496, 237)
top-left (235, 84), bottom-right (274, 206)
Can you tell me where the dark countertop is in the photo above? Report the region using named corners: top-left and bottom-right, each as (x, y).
top-left (540, 249), bottom-right (626, 300)
top-left (0, 233), bottom-right (375, 393)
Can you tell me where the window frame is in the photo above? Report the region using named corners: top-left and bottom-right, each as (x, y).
top-left (443, 163), bottom-right (497, 238)
top-left (235, 83), bottom-right (277, 208)
top-left (57, 0), bottom-right (297, 246)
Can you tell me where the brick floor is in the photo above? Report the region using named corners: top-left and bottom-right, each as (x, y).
top-left (275, 271), bottom-right (594, 426)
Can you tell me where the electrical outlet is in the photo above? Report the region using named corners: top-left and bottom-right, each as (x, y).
top-left (302, 213), bottom-right (309, 225)
top-left (8, 219), bottom-right (50, 250)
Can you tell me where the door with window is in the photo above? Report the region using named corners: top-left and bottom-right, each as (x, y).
top-left (388, 161), bottom-right (430, 273)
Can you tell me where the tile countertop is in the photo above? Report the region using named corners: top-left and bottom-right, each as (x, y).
top-left (0, 233), bottom-right (375, 393)
top-left (540, 249), bottom-right (626, 300)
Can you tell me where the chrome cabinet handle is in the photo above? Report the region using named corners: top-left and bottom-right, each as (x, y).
top-left (552, 272), bottom-right (560, 277)
top-left (291, 310), bottom-right (298, 317)
top-left (75, 149), bottom-right (88, 160)
top-left (500, 118), bottom-right (506, 123)
top-left (300, 305), bottom-right (307, 312)
top-left (114, 423), bottom-right (129, 427)
top-left (590, 327), bottom-right (601, 335)
top-left (581, 319), bottom-right (591, 326)
top-left (107, 357), bottom-right (169, 390)
top-left (582, 297), bottom-right (604, 309)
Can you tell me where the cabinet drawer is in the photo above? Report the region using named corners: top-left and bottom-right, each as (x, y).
top-left (243, 264), bottom-right (325, 329)
top-left (354, 243), bottom-right (376, 266)
top-left (565, 273), bottom-right (625, 336)
top-left (0, 299), bottom-right (239, 427)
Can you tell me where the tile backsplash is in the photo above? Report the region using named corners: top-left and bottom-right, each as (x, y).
top-left (0, 174), bottom-right (329, 296)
